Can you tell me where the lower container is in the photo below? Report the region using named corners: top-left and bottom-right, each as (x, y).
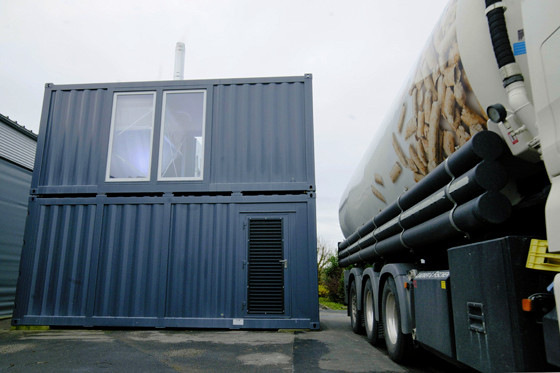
top-left (12, 194), bottom-right (319, 330)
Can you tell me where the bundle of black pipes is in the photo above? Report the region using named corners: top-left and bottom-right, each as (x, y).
top-left (338, 131), bottom-right (513, 267)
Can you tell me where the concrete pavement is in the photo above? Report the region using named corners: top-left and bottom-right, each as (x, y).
top-left (0, 310), bottom-right (458, 372)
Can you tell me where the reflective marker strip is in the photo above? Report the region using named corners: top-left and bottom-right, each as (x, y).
top-left (513, 41), bottom-right (526, 56)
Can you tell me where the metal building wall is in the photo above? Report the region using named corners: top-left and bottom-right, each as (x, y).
top-left (14, 75), bottom-right (318, 329)
top-left (0, 115), bottom-right (37, 170)
top-left (0, 116), bottom-right (37, 318)
top-left (0, 161), bottom-right (33, 317)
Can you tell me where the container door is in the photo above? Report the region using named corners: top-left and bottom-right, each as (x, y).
top-left (246, 217), bottom-right (287, 315)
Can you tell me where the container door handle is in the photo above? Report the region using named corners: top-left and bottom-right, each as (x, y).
top-left (279, 259), bottom-right (288, 269)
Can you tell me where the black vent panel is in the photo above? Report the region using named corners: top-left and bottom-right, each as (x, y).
top-left (247, 218), bottom-right (284, 314)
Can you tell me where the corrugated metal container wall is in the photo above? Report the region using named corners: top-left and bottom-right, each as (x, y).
top-left (14, 75), bottom-right (318, 329)
top-left (23, 203), bottom-right (97, 317)
top-left (15, 196), bottom-right (318, 328)
top-left (210, 82), bottom-right (309, 185)
top-left (31, 76), bottom-right (314, 195)
top-left (37, 88), bottom-right (107, 189)
top-left (0, 116), bottom-right (37, 318)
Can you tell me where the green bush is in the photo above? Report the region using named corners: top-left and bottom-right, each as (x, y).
top-left (317, 240), bottom-right (345, 305)
top-left (318, 284), bottom-right (329, 298)
top-left (322, 255), bottom-right (345, 303)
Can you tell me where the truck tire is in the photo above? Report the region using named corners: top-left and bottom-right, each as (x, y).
top-left (349, 280), bottom-right (364, 334)
top-left (382, 276), bottom-right (412, 363)
top-left (364, 279), bottom-right (382, 345)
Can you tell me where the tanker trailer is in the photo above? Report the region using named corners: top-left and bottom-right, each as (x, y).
top-left (337, 0), bottom-right (560, 371)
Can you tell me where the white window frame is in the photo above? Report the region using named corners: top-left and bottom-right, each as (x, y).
top-left (105, 91), bottom-right (156, 182)
top-left (157, 89), bottom-right (207, 181)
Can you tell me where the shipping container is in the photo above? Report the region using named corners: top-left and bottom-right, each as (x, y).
top-left (13, 75), bottom-right (319, 329)
top-left (0, 113), bottom-right (37, 318)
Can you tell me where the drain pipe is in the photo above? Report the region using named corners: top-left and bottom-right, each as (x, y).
top-left (484, 1), bottom-right (539, 154)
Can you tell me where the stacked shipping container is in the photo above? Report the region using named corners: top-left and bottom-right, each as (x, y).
top-left (13, 75), bottom-right (319, 329)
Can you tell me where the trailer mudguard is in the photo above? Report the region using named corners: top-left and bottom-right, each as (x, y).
top-left (362, 267), bottom-right (382, 322)
top-left (345, 267), bottom-right (364, 316)
top-left (380, 263), bottom-right (414, 334)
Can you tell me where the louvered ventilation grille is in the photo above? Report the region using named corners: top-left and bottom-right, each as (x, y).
top-left (247, 219), bottom-right (284, 314)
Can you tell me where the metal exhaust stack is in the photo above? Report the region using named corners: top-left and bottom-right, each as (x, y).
top-left (174, 42), bottom-right (185, 80)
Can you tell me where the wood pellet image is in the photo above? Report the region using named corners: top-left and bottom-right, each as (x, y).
top-left (371, 185), bottom-right (387, 203)
top-left (370, 0), bottom-right (489, 201)
top-left (382, 1), bottom-right (488, 187)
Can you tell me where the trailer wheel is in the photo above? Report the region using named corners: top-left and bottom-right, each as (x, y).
top-left (382, 276), bottom-right (412, 363)
top-left (363, 279), bottom-right (381, 345)
top-left (349, 280), bottom-right (364, 334)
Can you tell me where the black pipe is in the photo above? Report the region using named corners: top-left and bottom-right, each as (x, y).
top-left (485, 0), bottom-right (523, 86)
top-left (338, 160), bottom-right (508, 259)
top-left (340, 230), bottom-right (362, 252)
top-left (373, 131), bottom-right (505, 225)
top-left (339, 191), bottom-right (512, 267)
top-left (338, 131), bottom-right (506, 252)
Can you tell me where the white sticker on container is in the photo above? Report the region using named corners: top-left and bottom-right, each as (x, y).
top-left (233, 318), bottom-right (244, 326)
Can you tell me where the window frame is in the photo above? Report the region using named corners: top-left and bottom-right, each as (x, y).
top-left (157, 89), bottom-right (207, 182)
top-left (105, 91), bottom-right (157, 182)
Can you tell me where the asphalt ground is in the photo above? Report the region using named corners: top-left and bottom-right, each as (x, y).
top-left (0, 310), bottom-right (461, 372)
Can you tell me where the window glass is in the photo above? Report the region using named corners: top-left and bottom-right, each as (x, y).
top-left (159, 90), bottom-right (206, 180)
top-left (106, 92), bottom-right (155, 181)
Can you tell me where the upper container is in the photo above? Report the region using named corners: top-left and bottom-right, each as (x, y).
top-left (32, 75), bottom-right (315, 196)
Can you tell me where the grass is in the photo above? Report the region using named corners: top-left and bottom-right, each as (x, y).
top-left (319, 297), bottom-right (347, 311)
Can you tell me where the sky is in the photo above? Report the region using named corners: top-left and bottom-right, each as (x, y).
top-left (1, 0), bottom-right (449, 250)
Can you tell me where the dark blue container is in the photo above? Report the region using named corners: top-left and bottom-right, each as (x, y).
top-left (13, 75), bottom-right (319, 329)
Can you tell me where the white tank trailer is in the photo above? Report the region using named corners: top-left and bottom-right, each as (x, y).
top-left (338, 1), bottom-right (560, 371)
